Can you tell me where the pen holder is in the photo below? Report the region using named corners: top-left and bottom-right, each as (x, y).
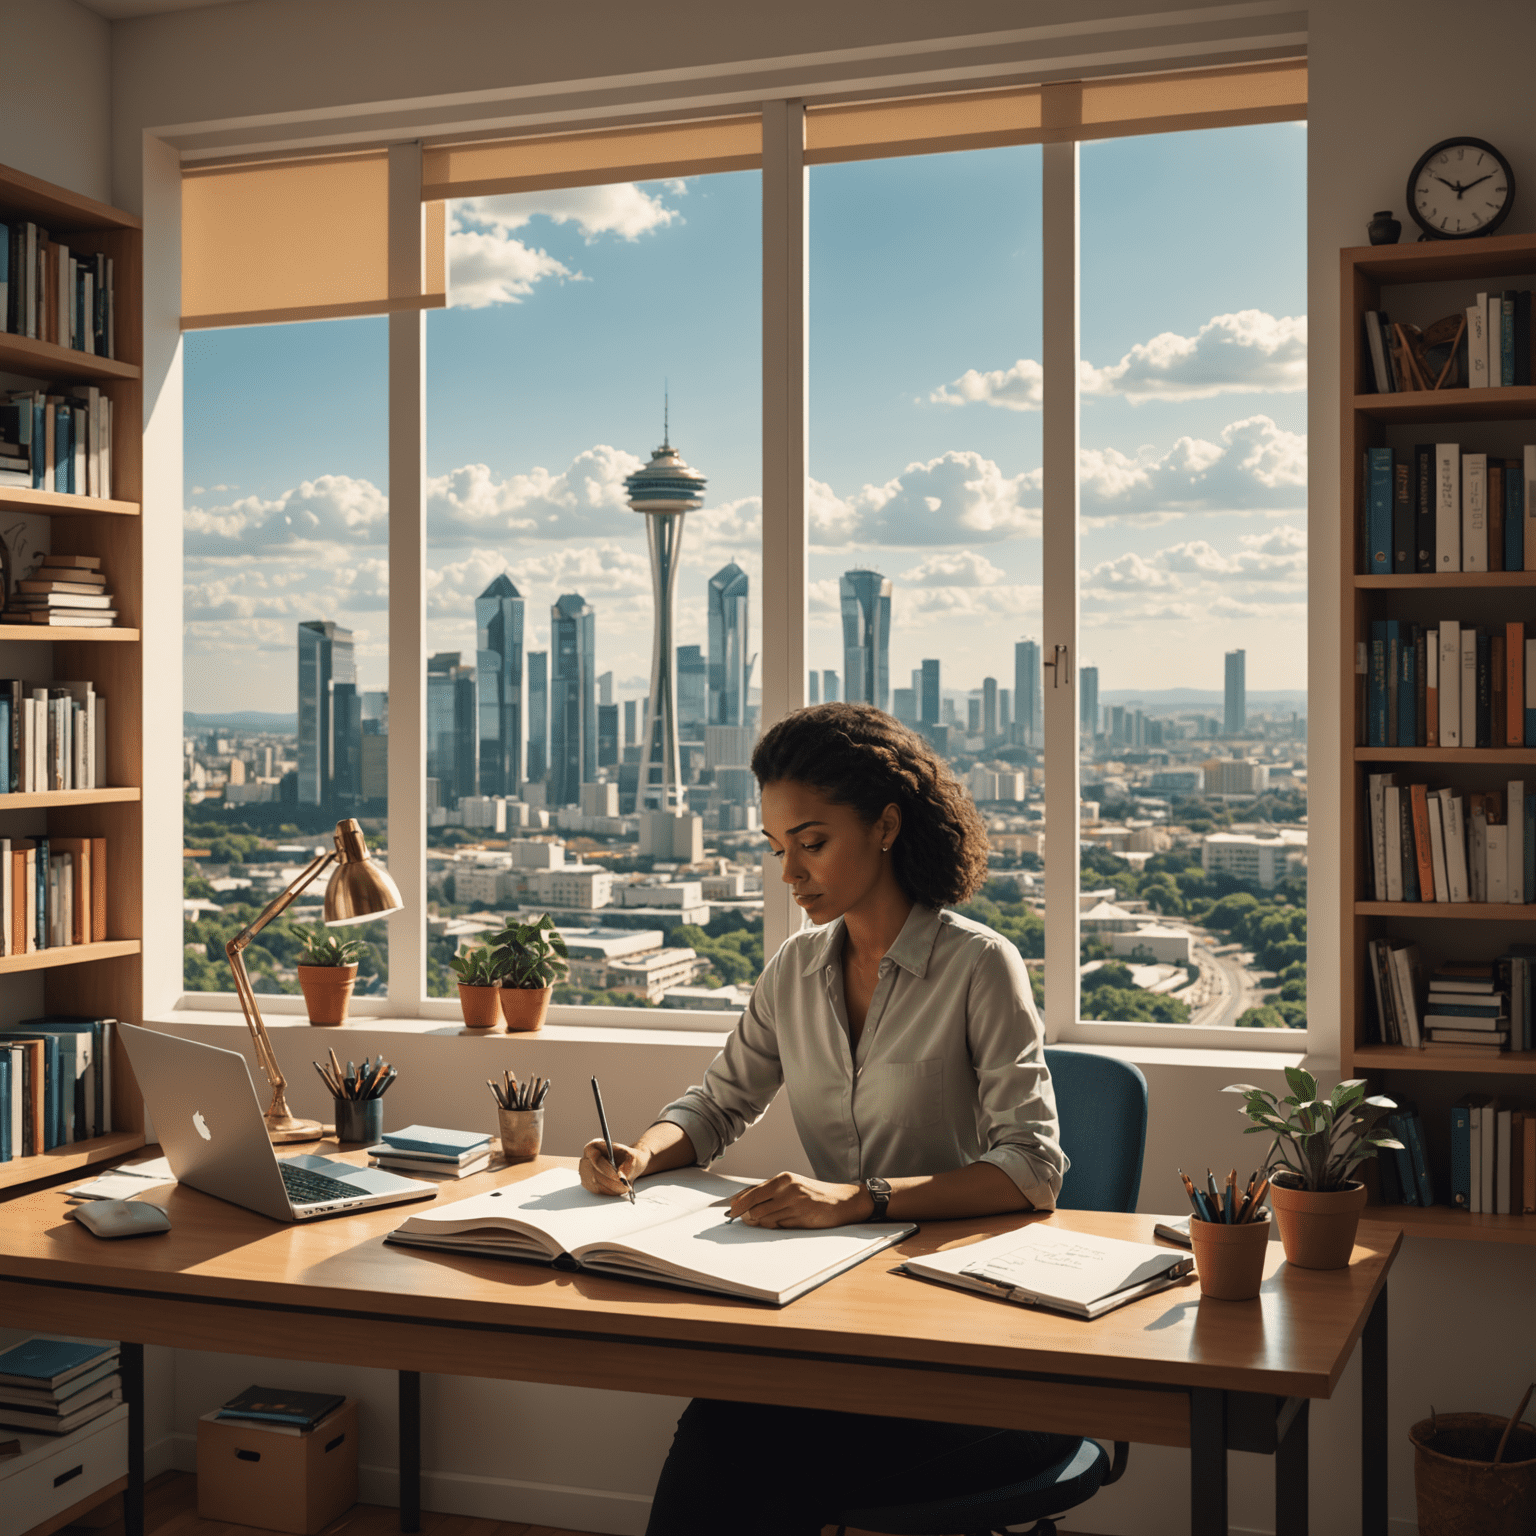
top-left (1189, 1215), bottom-right (1271, 1301)
top-left (497, 1107), bottom-right (543, 1163)
top-left (334, 1098), bottom-right (384, 1145)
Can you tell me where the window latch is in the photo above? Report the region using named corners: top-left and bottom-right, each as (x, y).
top-left (1043, 644), bottom-right (1071, 688)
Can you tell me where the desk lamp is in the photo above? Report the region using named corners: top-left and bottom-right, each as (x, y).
top-left (226, 818), bottom-right (403, 1143)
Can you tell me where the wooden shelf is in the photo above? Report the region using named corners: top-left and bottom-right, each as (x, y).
top-left (1355, 572), bottom-right (1536, 588)
top-left (0, 787), bottom-right (139, 809)
top-left (1366, 1202), bottom-right (1536, 1245)
top-left (0, 487), bottom-right (139, 517)
top-left (0, 332), bottom-right (138, 384)
top-left (0, 1129), bottom-right (144, 1193)
top-left (1350, 1044), bottom-right (1536, 1075)
top-left (1355, 901), bottom-right (1536, 919)
top-left (1346, 229), bottom-right (1536, 284)
top-left (1352, 385), bottom-right (1536, 423)
top-left (0, 625), bottom-right (138, 642)
top-left (1353, 746), bottom-right (1536, 763)
top-left (0, 939), bottom-right (140, 975)
top-left (0, 160), bottom-right (141, 234)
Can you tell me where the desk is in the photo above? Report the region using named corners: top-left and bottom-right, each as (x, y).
top-left (0, 1152), bottom-right (1397, 1536)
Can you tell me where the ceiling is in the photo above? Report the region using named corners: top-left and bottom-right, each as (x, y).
top-left (75, 0), bottom-right (243, 19)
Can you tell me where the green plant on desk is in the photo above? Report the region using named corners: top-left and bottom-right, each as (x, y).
top-left (490, 913), bottom-right (569, 988)
top-left (450, 943), bottom-right (501, 987)
top-left (296, 925), bottom-right (370, 967)
top-left (1225, 1068), bottom-right (1402, 1191)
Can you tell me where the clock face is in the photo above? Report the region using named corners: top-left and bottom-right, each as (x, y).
top-left (1409, 139), bottom-right (1514, 239)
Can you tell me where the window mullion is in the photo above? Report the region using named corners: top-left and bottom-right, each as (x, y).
top-left (1040, 140), bottom-right (1081, 1043)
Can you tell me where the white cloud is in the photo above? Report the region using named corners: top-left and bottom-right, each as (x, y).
top-left (447, 229), bottom-right (575, 308)
top-left (185, 475), bottom-right (388, 555)
top-left (899, 550), bottom-right (1008, 587)
top-left (930, 310), bottom-right (1307, 410)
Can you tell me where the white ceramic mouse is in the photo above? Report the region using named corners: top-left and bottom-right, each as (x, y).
top-left (70, 1200), bottom-right (172, 1238)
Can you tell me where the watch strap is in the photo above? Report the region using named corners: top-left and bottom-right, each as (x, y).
top-left (864, 1176), bottom-right (891, 1222)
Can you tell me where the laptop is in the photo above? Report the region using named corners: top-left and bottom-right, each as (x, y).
top-left (119, 1024), bottom-right (437, 1222)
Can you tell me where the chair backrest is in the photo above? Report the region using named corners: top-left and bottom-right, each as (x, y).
top-left (1043, 1048), bottom-right (1148, 1213)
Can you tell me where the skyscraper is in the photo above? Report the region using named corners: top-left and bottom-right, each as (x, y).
top-left (549, 594), bottom-right (596, 807)
top-left (1014, 639), bottom-right (1041, 748)
top-left (526, 651), bottom-right (548, 784)
top-left (707, 561), bottom-right (750, 726)
top-left (840, 569), bottom-right (891, 711)
top-left (1079, 664), bottom-right (1099, 739)
top-left (297, 620), bottom-right (355, 807)
top-left (1224, 649), bottom-right (1247, 736)
top-left (677, 644), bottom-right (707, 737)
top-left (475, 574), bottom-right (524, 798)
top-left (427, 652), bottom-right (477, 806)
top-left (920, 659), bottom-right (941, 725)
top-left (983, 677), bottom-right (999, 744)
top-left (822, 669), bottom-right (840, 703)
top-left (597, 702), bottom-right (619, 767)
top-left (807, 671), bottom-right (819, 704)
top-left (625, 430), bottom-right (707, 809)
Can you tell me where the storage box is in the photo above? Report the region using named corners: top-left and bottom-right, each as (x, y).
top-left (0, 1403), bottom-right (128, 1536)
top-left (196, 1399), bottom-right (358, 1536)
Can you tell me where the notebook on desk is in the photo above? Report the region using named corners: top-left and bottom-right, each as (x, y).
top-left (386, 1166), bottom-right (915, 1306)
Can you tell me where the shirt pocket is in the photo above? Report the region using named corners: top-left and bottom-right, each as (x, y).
top-left (864, 1058), bottom-right (944, 1128)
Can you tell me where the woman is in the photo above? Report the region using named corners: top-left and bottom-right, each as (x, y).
top-left (580, 703), bottom-right (1071, 1535)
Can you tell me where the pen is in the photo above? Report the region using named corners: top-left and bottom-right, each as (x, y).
top-left (1247, 1176), bottom-right (1271, 1224)
top-left (1206, 1170), bottom-right (1223, 1222)
top-left (1225, 1169), bottom-right (1237, 1225)
top-left (590, 1076), bottom-right (635, 1204)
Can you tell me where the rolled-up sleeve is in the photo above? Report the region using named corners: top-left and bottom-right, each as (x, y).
top-left (653, 952), bottom-right (786, 1166)
top-left (966, 939), bottom-right (1067, 1211)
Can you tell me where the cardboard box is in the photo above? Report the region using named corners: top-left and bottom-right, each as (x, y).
top-left (197, 1399), bottom-right (357, 1535)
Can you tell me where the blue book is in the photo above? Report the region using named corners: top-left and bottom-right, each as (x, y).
top-left (30, 400), bottom-right (43, 488)
top-left (1403, 1108), bottom-right (1435, 1206)
top-left (1502, 292), bottom-right (1516, 385)
top-left (53, 403), bottom-right (71, 495)
top-left (0, 1051), bottom-right (10, 1161)
top-left (21, 1018), bottom-right (109, 1140)
top-left (0, 696), bottom-right (10, 794)
top-left (32, 836), bottom-right (47, 952)
top-left (0, 1029), bottom-right (62, 1148)
top-left (1427, 1000), bottom-right (1506, 1017)
top-left (1397, 628), bottom-right (1416, 746)
top-left (1376, 1140), bottom-right (1402, 1204)
top-left (1384, 621), bottom-right (1401, 745)
top-left (1385, 1112), bottom-right (1418, 1205)
top-left (0, 1338), bottom-right (115, 1388)
top-left (380, 1124), bottom-right (490, 1157)
top-left (1450, 1097), bottom-right (1473, 1209)
top-left (1368, 448), bottom-right (1393, 573)
top-left (1369, 621), bottom-right (1388, 746)
top-left (1507, 459), bottom-right (1524, 572)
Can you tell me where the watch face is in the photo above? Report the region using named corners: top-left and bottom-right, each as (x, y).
top-left (1409, 139), bottom-right (1514, 239)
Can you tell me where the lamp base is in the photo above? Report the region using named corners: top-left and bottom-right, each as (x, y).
top-left (265, 1112), bottom-right (324, 1144)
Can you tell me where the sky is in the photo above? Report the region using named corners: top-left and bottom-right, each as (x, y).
top-left (182, 121), bottom-right (1307, 717)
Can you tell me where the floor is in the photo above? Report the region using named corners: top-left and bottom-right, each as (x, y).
top-left (64, 1472), bottom-right (1111, 1536)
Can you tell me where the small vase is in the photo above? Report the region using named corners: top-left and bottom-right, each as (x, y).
top-left (334, 1097), bottom-right (384, 1145)
top-left (1189, 1215), bottom-right (1271, 1300)
top-left (458, 982), bottom-right (503, 1031)
top-left (297, 963), bottom-right (358, 1026)
top-left (1367, 210), bottom-right (1402, 245)
top-left (500, 985), bottom-right (552, 1033)
top-left (1268, 1178), bottom-right (1367, 1269)
top-left (497, 1107), bottom-right (544, 1163)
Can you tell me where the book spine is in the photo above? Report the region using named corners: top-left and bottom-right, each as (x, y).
top-left (1463, 452), bottom-right (1488, 571)
top-left (1369, 622), bottom-right (1388, 746)
top-left (1525, 1113), bottom-right (1536, 1213)
top-left (1405, 1110), bottom-right (1435, 1207)
top-left (1527, 445), bottom-right (1536, 572)
top-left (1392, 457), bottom-right (1413, 572)
top-left (1503, 292), bottom-right (1517, 386)
top-left (1469, 297), bottom-right (1489, 388)
top-left (1477, 630), bottom-right (1493, 748)
top-left (1386, 621), bottom-right (1400, 746)
top-left (1507, 458), bottom-right (1524, 572)
top-left (1387, 1112), bottom-right (1418, 1203)
top-left (1461, 628), bottom-right (1478, 752)
top-left (1365, 312), bottom-right (1392, 393)
top-left (1437, 443), bottom-right (1461, 570)
top-left (1440, 621), bottom-right (1462, 746)
top-left (1399, 790), bottom-right (1419, 903)
top-left (1426, 629), bottom-right (1439, 746)
top-left (1428, 795), bottom-right (1449, 907)
top-left (1410, 784), bottom-right (1436, 900)
top-left (1384, 785), bottom-right (1403, 902)
top-left (1415, 443), bottom-right (1435, 572)
top-left (1369, 448), bottom-right (1393, 573)
top-left (1510, 780), bottom-right (1527, 905)
top-left (1397, 624), bottom-right (1415, 746)
top-left (1492, 633), bottom-right (1508, 747)
top-left (1517, 290), bottom-right (1532, 388)
top-left (1509, 623), bottom-right (1526, 745)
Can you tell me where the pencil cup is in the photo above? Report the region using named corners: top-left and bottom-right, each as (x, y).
top-left (334, 1098), bottom-right (384, 1145)
top-left (1189, 1216), bottom-right (1271, 1301)
top-left (497, 1107), bottom-right (543, 1162)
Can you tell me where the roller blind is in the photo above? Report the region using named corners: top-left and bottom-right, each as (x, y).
top-left (181, 151), bottom-right (446, 330)
top-left (804, 60), bottom-right (1306, 163)
top-left (421, 115), bottom-right (762, 200)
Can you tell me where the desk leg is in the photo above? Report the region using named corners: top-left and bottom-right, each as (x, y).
top-left (1275, 1399), bottom-right (1309, 1536)
top-left (398, 1371), bottom-right (421, 1534)
top-left (1362, 1285), bottom-right (1388, 1536)
top-left (121, 1342), bottom-right (144, 1536)
top-left (1190, 1388), bottom-right (1228, 1536)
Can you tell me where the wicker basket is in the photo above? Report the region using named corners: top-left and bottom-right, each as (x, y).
top-left (1410, 1413), bottom-right (1536, 1536)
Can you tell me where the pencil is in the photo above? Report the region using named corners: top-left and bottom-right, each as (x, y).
top-left (1247, 1176), bottom-right (1271, 1223)
top-left (1225, 1169), bottom-right (1237, 1224)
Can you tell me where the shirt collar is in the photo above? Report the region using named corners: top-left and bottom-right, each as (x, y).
top-left (797, 905), bottom-right (943, 979)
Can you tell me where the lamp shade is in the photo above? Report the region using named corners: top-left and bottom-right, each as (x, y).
top-left (323, 818), bottom-right (403, 926)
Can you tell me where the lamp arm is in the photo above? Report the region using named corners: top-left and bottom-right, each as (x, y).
top-left (225, 851), bottom-right (337, 1097)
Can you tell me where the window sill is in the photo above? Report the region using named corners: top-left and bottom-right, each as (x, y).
top-left (1048, 1040), bottom-right (1321, 1074)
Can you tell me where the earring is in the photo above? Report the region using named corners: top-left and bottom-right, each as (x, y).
top-left (881, 845), bottom-right (889, 852)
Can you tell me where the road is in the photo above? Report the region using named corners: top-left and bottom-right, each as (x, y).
top-left (1187, 932), bottom-right (1264, 1028)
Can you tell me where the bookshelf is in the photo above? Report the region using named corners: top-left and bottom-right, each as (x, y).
top-left (0, 160), bottom-right (143, 1191)
top-left (1342, 230), bottom-right (1536, 1241)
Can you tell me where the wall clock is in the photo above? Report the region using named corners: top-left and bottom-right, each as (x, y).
top-left (1407, 137), bottom-right (1515, 240)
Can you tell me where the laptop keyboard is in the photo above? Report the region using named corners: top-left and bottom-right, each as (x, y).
top-left (280, 1163), bottom-right (365, 1207)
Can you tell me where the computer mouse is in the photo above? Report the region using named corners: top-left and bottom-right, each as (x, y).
top-left (70, 1200), bottom-right (172, 1238)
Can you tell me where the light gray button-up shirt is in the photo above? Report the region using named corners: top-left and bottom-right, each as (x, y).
top-left (655, 904), bottom-right (1066, 1211)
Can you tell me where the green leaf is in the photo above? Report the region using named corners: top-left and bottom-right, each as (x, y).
top-left (1283, 1065), bottom-right (1317, 1101)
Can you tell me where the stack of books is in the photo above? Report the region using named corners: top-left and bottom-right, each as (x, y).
top-left (7, 556), bottom-right (116, 628)
top-left (368, 1124), bottom-right (492, 1178)
top-left (0, 1338), bottom-right (120, 1435)
top-left (0, 678), bottom-right (107, 792)
top-left (1, 224), bottom-right (116, 355)
top-left (1377, 1105), bottom-right (1434, 1206)
top-left (214, 1386), bottom-right (345, 1435)
top-left (1425, 963), bottom-right (1512, 1052)
top-left (1452, 1098), bottom-right (1534, 1215)
top-left (0, 391), bottom-right (114, 498)
top-left (0, 1017), bottom-right (116, 1159)
top-left (0, 836), bottom-right (109, 957)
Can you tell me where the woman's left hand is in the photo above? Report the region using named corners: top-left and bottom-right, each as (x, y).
top-left (728, 1173), bottom-right (870, 1228)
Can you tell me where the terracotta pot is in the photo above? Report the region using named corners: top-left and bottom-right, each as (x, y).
top-left (457, 982), bottom-right (503, 1031)
top-left (1189, 1215), bottom-right (1271, 1301)
top-left (497, 1107), bottom-right (544, 1163)
top-left (1411, 1412), bottom-right (1536, 1536)
top-left (1268, 1177), bottom-right (1367, 1270)
top-left (499, 985), bottom-right (552, 1033)
top-left (297, 963), bottom-right (357, 1026)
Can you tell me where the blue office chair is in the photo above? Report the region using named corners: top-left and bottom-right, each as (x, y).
top-left (833, 1049), bottom-right (1149, 1536)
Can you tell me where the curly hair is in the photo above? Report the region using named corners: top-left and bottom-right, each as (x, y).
top-left (750, 703), bottom-right (990, 909)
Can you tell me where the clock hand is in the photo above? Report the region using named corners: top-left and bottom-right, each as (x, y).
top-left (1459, 173), bottom-right (1494, 193)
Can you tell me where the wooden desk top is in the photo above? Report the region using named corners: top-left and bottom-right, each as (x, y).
top-left (0, 1150), bottom-right (1399, 1400)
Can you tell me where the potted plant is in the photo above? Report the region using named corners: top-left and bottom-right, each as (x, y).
top-left (295, 925), bottom-right (370, 1027)
top-left (490, 913), bottom-right (569, 1033)
top-left (1225, 1069), bottom-right (1402, 1270)
top-left (450, 944), bottom-right (503, 1031)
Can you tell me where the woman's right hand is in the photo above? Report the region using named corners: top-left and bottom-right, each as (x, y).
top-left (580, 1137), bottom-right (648, 1196)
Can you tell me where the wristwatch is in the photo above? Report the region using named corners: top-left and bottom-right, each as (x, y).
top-left (864, 1176), bottom-right (892, 1222)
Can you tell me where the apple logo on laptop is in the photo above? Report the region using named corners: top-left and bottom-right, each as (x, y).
top-left (193, 1110), bottom-right (211, 1141)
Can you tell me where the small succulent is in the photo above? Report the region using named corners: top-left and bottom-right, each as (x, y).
top-left (450, 944), bottom-right (501, 987)
top-left (296, 924), bottom-right (370, 968)
top-left (489, 913), bottom-right (569, 989)
top-left (1224, 1068), bottom-right (1402, 1193)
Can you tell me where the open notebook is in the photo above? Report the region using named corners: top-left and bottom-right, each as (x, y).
top-left (385, 1166), bottom-right (916, 1306)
